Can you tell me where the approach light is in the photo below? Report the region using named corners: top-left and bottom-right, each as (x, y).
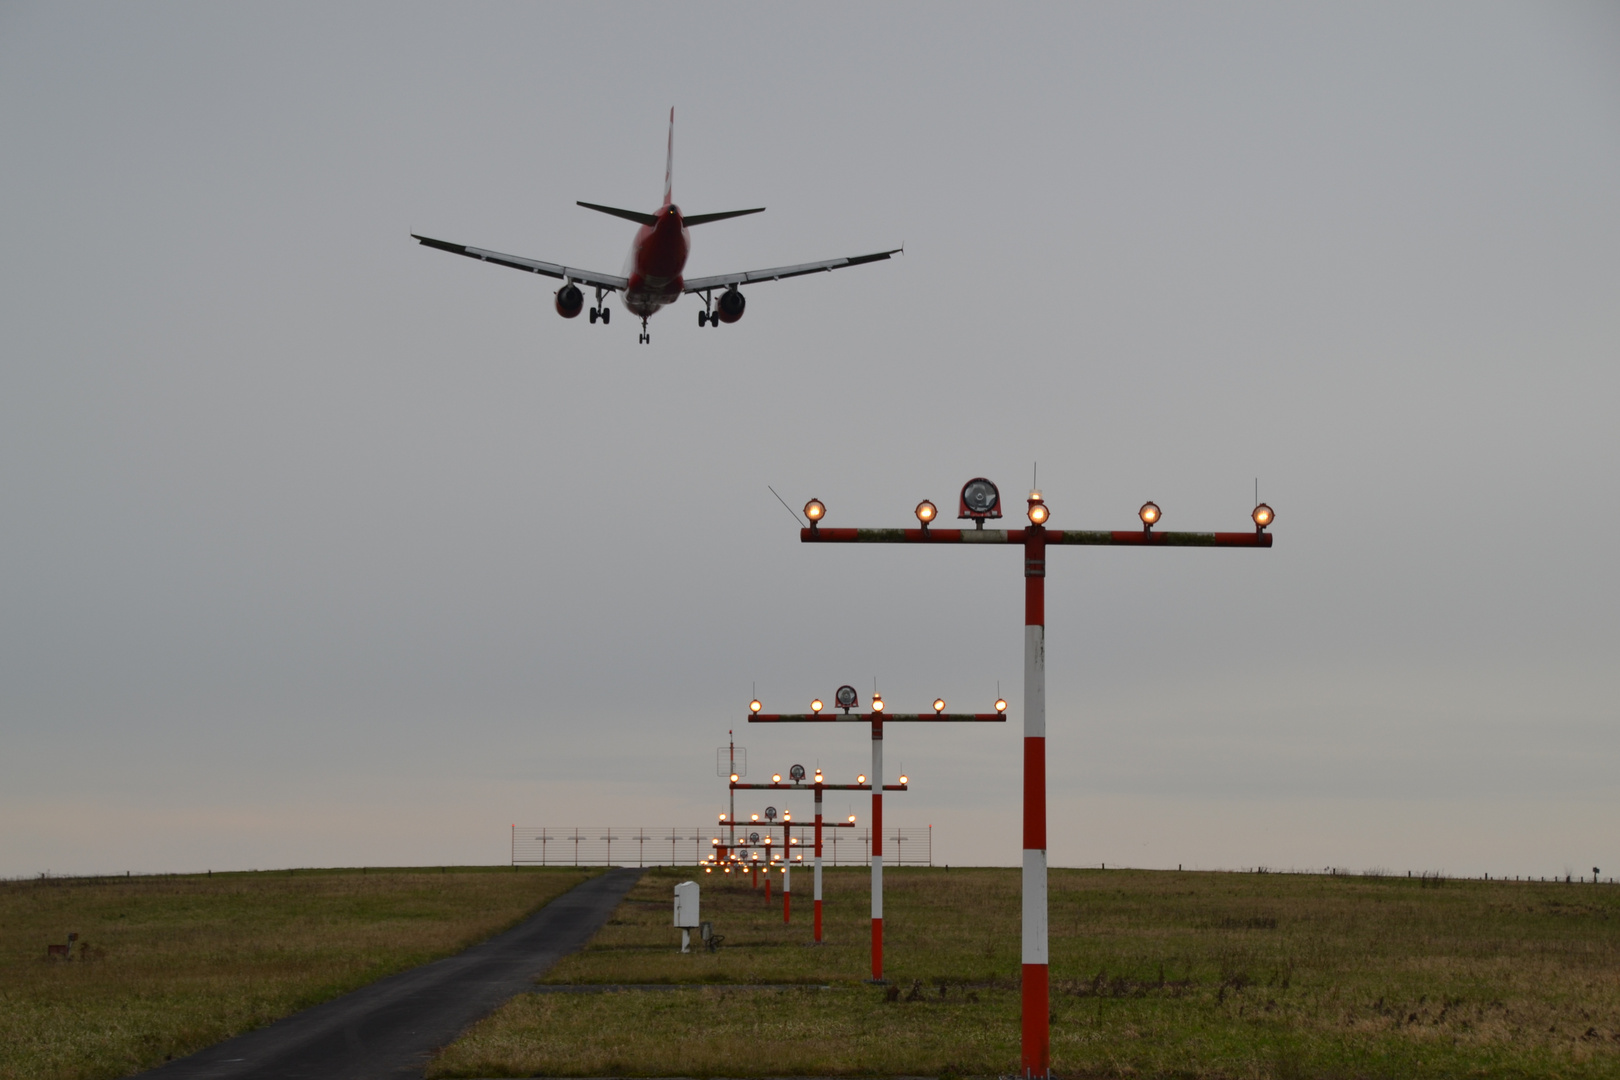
top-left (719, 813), bottom-right (727, 821)
top-left (784, 811), bottom-right (792, 820)
top-left (730, 773), bottom-right (739, 783)
top-left (811, 699), bottom-right (823, 713)
top-left (848, 814), bottom-right (857, 823)
top-left (958, 477), bottom-right (1002, 527)
top-left (915, 499), bottom-right (938, 528)
top-left (765, 807), bottom-right (777, 821)
top-left (1027, 491), bottom-right (1049, 525)
top-left (772, 774), bottom-right (782, 784)
top-left (790, 764), bottom-right (806, 782)
top-left (995, 698), bottom-right (1008, 714)
top-left (1252, 503), bottom-right (1274, 531)
top-left (751, 814), bottom-right (759, 822)
top-left (871, 694), bottom-right (885, 713)
top-left (857, 774), bottom-right (867, 785)
top-left (899, 774), bottom-right (909, 785)
top-left (749, 699), bottom-right (762, 713)
top-left (835, 685), bottom-right (859, 712)
top-left (804, 499), bottom-right (826, 526)
top-left (933, 698), bottom-right (946, 713)
top-left (1139, 501), bottom-right (1161, 531)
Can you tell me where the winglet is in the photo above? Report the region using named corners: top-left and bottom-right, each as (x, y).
top-left (663, 107), bottom-right (674, 207)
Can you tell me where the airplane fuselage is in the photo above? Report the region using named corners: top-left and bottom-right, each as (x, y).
top-left (621, 204), bottom-right (688, 319)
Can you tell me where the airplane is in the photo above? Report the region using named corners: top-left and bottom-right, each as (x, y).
top-left (411, 109), bottom-right (900, 344)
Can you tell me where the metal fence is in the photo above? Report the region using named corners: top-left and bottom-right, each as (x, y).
top-left (511, 826), bottom-right (933, 867)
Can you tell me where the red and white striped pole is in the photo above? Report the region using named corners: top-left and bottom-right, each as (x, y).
top-left (1022, 501), bottom-right (1048, 1077)
top-left (814, 780), bottom-right (825, 943)
top-left (871, 713), bottom-right (884, 981)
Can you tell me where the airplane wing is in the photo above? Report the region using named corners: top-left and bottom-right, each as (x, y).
top-left (411, 234), bottom-right (629, 292)
top-left (682, 247), bottom-right (902, 294)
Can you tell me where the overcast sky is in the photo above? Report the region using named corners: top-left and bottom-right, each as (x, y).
top-left (2, 2), bottom-right (1616, 879)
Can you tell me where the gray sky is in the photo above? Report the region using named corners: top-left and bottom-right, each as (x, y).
top-left (2, 2), bottom-right (1616, 879)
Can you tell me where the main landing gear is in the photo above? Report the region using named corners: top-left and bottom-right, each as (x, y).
top-left (588, 286), bottom-right (612, 324)
top-left (639, 317), bottom-right (650, 345)
top-left (697, 289), bottom-right (721, 328)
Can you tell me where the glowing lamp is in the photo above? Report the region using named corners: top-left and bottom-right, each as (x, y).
top-left (933, 698), bottom-right (946, 713)
top-left (772, 774), bottom-right (782, 783)
top-left (995, 698), bottom-right (1008, 714)
top-left (857, 774), bottom-right (867, 785)
top-left (872, 694), bottom-right (885, 713)
top-left (1252, 503), bottom-right (1274, 531)
top-left (730, 773), bottom-right (739, 782)
top-left (1139, 501), bottom-right (1161, 530)
top-left (848, 814), bottom-right (857, 823)
top-left (899, 774), bottom-right (908, 785)
top-left (1027, 491), bottom-right (1049, 525)
top-left (915, 499), bottom-right (938, 526)
top-left (749, 699), bottom-right (762, 713)
top-left (811, 698), bottom-right (823, 713)
top-left (804, 498), bottom-right (825, 523)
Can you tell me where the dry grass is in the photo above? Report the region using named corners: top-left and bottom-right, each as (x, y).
top-left (0, 865), bottom-right (593, 1080)
top-left (431, 866), bottom-right (1620, 1078)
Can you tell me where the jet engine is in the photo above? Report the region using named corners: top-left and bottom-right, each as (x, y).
top-left (554, 283), bottom-right (584, 318)
top-left (716, 287), bottom-right (746, 324)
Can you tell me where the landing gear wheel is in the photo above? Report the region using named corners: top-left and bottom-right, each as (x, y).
top-left (588, 308), bottom-right (598, 324)
top-left (698, 311), bottom-right (708, 327)
top-left (639, 332), bottom-right (650, 344)
top-left (600, 307), bottom-right (610, 325)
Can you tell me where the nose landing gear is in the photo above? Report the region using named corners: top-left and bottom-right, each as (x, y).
top-left (639, 317), bottom-right (650, 345)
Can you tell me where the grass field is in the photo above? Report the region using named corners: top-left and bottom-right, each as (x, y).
top-left (0, 865), bottom-right (593, 1080)
top-left (431, 865), bottom-right (1620, 1079)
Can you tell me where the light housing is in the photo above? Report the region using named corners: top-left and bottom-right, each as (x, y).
top-left (1139, 501), bottom-right (1161, 531)
top-left (804, 498), bottom-right (825, 524)
top-left (857, 774), bottom-right (867, 784)
top-left (772, 774), bottom-right (782, 784)
top-left (1252, 503), bottom-right (1274, 531)
top-left (848, 814), bottom-right (857, 823)
top-left (835, 684), bottom-right (859, 713)
top-left (898, 774), bottom-right (909, 785)
top-left (790, 764), bottom-right (806, 782)
top-left (995, 698), bottom-right (1008, 714)
top-left (1027, 492), bottom-right (1049, 525)
top-left (729, 773), bottom-right (739, 782)
top-left (958, 477), bottom-right (1002, 524)
top-left (933, 698), bottom-right (946, 713)
top-left (915, 499), bottom-right (938, 528)
top-left (749, 699), bottom-right (762, 713)
top-left (871, 694), bottom-right (885, 713)
top-left (811, 698), bottom-right (823, 713)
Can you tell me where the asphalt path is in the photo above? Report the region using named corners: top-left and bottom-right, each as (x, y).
top-left (142, 867), bottom-right (644, 1080)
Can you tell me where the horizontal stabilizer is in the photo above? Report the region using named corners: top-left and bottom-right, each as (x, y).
top-left (684, 207), bottom-right (766, 226)
top-left (577, 201), bottom-right (658, 226)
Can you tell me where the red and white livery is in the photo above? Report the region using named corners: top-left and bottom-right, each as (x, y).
top-left (412, 109), bottom-right (900, 344)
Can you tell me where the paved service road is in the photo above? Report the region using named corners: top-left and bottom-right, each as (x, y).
top-left (142, 867), bottom-right (644, 1080)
